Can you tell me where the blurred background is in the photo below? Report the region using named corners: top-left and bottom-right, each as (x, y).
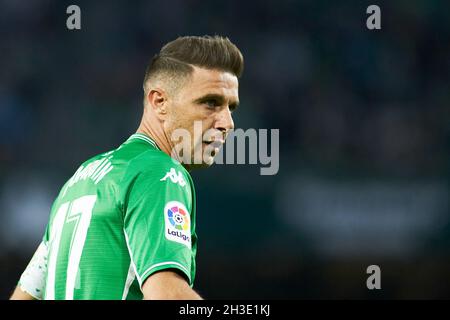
top-left (0, 0), bottom-right (449, 299)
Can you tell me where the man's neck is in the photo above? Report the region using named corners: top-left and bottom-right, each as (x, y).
top-left (136, 108), bottom-right (188, 168)
top-left (136, 124), bottom-right (170, 156)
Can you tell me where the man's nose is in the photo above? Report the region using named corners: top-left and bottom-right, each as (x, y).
top-left (214, 107), bottom-right (234, 134)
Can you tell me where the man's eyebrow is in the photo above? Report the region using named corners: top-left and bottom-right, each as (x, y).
top-left (193, 93), bottom-right (225, 104)
top-left (229, 99), bottom-right (240, 110)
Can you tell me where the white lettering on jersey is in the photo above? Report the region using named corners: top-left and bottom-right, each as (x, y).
top-left (62, 156), bottom-right (114, 196)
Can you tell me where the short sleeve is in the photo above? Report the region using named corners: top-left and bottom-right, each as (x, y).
top-left (123, 163), bottom-right (195, 288)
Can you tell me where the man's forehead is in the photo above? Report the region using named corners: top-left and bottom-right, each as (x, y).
top-left (189, 66), bottom-right (239, 92)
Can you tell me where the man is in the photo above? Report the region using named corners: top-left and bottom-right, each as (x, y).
top-left (10, 35), bottom-right (243, 300)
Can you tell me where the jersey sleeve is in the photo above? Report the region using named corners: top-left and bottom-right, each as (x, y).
top-left (122, 162), bottom-right (195, 289)
top-left (18, 227), bottom-right (49, 300)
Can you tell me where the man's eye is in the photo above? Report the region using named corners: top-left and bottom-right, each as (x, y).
top-left (205, 100), bottom-right (218, 108)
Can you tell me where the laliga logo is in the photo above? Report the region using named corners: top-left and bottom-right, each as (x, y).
top-left (164, 201), bottom-right (191, 247)
top-left (167, 205), bottom-right (190, 231)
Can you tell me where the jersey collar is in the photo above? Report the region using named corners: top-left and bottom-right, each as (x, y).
top-left (128, 133), bottom-right (161, 150)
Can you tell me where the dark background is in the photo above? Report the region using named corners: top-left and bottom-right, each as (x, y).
top-left (0, 0), bottom-right (449, 299)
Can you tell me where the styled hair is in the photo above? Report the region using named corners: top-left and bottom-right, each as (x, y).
top-left (143, 35), bottom-right (244, 91)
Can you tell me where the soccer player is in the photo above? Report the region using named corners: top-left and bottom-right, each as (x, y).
top-left (10, 35), bottom-right (243, 300)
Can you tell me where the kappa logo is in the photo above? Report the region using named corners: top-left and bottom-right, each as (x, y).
top-left (160, 168), bottom-right (187, 187)
top-left (164, 201), bottom-right (191, 248)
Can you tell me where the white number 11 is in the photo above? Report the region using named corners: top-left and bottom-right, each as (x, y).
top-left (45, 195), bottom-right (97, 300)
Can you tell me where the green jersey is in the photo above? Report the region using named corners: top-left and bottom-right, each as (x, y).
top-left (18, 133), bottom-right (197, 300)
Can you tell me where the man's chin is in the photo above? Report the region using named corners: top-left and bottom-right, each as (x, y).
top-left (175, 144), bottom-right (221, 170)
top-left (183, 159), bottom-right (215, 170)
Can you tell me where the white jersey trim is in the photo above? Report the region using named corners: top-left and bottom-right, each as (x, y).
top-left (123, 229), bottom-right (142, 287)
top-left (123, 228), bottom-right (190, 289)
top-left (140, 261), bottom-right (190, 284)
top-left (121, 262), bottom-right (136, 300)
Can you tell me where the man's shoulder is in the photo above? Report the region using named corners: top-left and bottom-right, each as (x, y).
top-left (118, 148), bottom-right (193, 201)
top-left (116, 144), bottom-right (189, 185)
top-left (126, 149), bottom-right (184, 174)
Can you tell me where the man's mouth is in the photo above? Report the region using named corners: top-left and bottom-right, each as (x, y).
top-left (203, 140), bottom-right (224, 146)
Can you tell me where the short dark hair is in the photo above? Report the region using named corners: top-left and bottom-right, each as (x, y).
top-left (143, 35), bottom-right (244, 90)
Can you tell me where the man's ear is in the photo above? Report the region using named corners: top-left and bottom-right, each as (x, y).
top-left (146, 88), bottom-right (168, 119)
